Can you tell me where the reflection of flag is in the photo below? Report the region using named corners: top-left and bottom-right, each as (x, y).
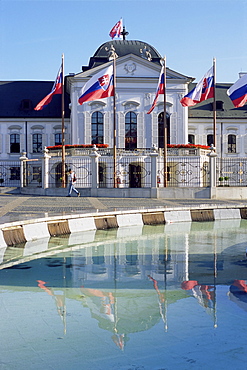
top-left (34, 65), bottom-right (62, 110)
top-left (227, 73), bottom-right (247, 108)
top-left (180, 66), bottom-right (214, 107)
top-left (78, 64), bottom-right (114, 105)
top-left (181, 280), bottom-right (215, 309)
top-left (147, 66), bottom-right (164, 114)
top-left (109, 19), bottom-right (123, 39)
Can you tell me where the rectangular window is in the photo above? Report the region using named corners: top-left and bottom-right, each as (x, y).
top-left (10, 167), bottom-right (20, 180)
top-left (55, 133), bottom-right (62, 146)
top-left (10, 134), bottom-right (20, 153)
top-left (188, 134), bottom-right (195, 144)
top-left (228, 134), bottom-right (236, 153)
top-left (33, 133), bottom-right (42, 153)
top-left (207, 134), bottom-right (214, 147)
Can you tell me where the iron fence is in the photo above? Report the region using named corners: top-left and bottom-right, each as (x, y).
top-left (0, 161), bottom-right (21, 187)
top-left (99, 155), bottom-right (152, 188)
top-left (48, 157), bottom-right (92, 188)
top-left (217, 158), bottom-right (247, 187)
top-left (157, 157), bottom-right (210, 187)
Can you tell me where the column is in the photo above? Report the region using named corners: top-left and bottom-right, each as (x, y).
top-left (19, 151), bottom-right (28, 188)
top-left (90, 145), bottom-right (101, 189)
top-left (42, 146), bottom-right (51, 189)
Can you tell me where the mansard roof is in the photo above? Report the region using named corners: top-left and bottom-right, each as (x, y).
top-left (189, 83), bottom-right (247, 119)
top-left (82, 40), bottom-right (162, 71)
top-left (0, 81), bottom-right (70, 118)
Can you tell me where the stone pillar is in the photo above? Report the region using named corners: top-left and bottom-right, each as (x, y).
top-left (207, 145), bottom-right (217, 198)
top-left (90, 145), bottom-right (101, 189)
top-left (150, 145), bottom-right (159, 188)
top-left (42, 146), bottom-right (51, 189)
top-left (19, 151), bottom-right (28, 188)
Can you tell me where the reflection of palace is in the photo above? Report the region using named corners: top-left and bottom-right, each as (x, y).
top-left (1, 221), bottom-right (247, 348)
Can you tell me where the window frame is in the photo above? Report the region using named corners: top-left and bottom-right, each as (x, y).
top-left (10, 133), bottom-right (20, 153)
top-left (32, 133), bottom-right (42, 153)
top-left (125, 111), bottom-right (137, 149)
top-left (91, 111), bottom-right (104, 145)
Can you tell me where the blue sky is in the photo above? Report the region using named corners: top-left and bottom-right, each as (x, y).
top-left (0, 0), bottom-right (246, 83)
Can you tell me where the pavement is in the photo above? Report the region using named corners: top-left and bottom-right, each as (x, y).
top-left (1, 191), bottom-right (247, 225)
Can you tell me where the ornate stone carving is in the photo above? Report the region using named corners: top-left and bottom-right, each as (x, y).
top-left (140, 45), bottom-right (152, 61)
top-left (124, 62), bottom-right (136, 75)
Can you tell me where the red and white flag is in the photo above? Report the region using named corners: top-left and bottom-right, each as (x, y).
top-left (109, 19), bottom-right (123, 39)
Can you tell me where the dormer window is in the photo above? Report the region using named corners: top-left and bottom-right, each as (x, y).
top-left (216, 100), bottom-right (224, 111)
top-left (20, 99), bottom-right (32, 111)
top-left (211, 100), bottom-right (224, 111)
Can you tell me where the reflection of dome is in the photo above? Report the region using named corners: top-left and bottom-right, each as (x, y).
top-left (82, 290), bottom-right (161, 334)
top-left (82, 40), bottom-right (162, 71)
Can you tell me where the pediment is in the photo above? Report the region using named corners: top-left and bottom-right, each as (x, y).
top-left (116, 54), bottom-right (191, 81)
top-left (72, 54), bottom-right (192, 82)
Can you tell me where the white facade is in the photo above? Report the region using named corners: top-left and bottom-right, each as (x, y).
top-left (0, 40), bottom-right (246, 164)
top-left (67, 54), bottom-right (190, 149)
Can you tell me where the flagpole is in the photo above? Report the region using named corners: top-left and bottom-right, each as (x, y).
top-left (162, 57), bottom-right (168, 187)
top-left (107, 45), bottom-right (117, 188)
top-left (213, 58), bottom-right (217, 151)
top-left (113, 55), bottom-right (117, 188)
top-left (61, 54), bottom-right (66, 188)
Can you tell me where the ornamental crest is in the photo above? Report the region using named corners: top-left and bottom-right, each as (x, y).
top-left (124, 62), bottom-right (136, 75)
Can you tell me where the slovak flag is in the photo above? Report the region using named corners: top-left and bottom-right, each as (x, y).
top-left (147, 66), bottom-right (164, 114)
top-left (180, 66), bottom-right (214, 107)
top-left (109, 19), bottom-right (123, 40)
top-left (34, 65), bottom-right (62, 111)
top-left (78, 64), bottom-right (114, 105)
top-left (227, 73), bottom-right (247, 108)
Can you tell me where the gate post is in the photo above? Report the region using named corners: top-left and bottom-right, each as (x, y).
top-left (42, 146), bottom-right (51, 189)
top-left (90, 145), bottom-right (101, 190)
top-left (207, 145), bottom-right (217, 198)
top-left (19, 151), bottom-right (28, 187)
top-left (150, 145), bottom-right (159, 188)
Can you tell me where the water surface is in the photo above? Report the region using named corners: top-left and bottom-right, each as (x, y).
top-left (0, 220), bottom-right (247, 369)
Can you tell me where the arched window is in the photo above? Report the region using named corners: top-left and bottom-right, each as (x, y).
top-left (228, 134), bottom-right (236, 153)
top-left (10, 134), bottom-right (20, 153)
top-left (207, 134), bottom-right (214, 147)
top-left (92, 111), bottom-right (103, 144)
top-left (158, 112), bottom-right (170, 148)
top-left (125, 112), bottom-right (137, 149)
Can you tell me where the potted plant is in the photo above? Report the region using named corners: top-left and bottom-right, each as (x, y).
top-left (219, 177), bottom-right (224, 186)
top-left (224, 176), bottom-right (229, 186)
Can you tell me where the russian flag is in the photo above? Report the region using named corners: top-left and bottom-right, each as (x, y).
top-left (180, 66), bottom-right (214, 107)
top-left (34, 65), bottom-right (62, 111)
top-left (78, 64), bottom-right (114, 105)
top-left (147, 66), bottom-right (164, 114)
top-left (227, 73), bottom-right (247, 108)
top-left (109, 19), bottom-right (123, 40)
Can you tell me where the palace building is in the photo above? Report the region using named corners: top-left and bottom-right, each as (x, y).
top-left (0, 37), bottom-right (246, 162)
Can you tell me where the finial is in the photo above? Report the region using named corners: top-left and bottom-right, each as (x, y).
top-left (121, 26), bottom-right (129, 40)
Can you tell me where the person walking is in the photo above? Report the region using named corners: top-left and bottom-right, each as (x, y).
top-left (67, 169), bottom-right (80, 197)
